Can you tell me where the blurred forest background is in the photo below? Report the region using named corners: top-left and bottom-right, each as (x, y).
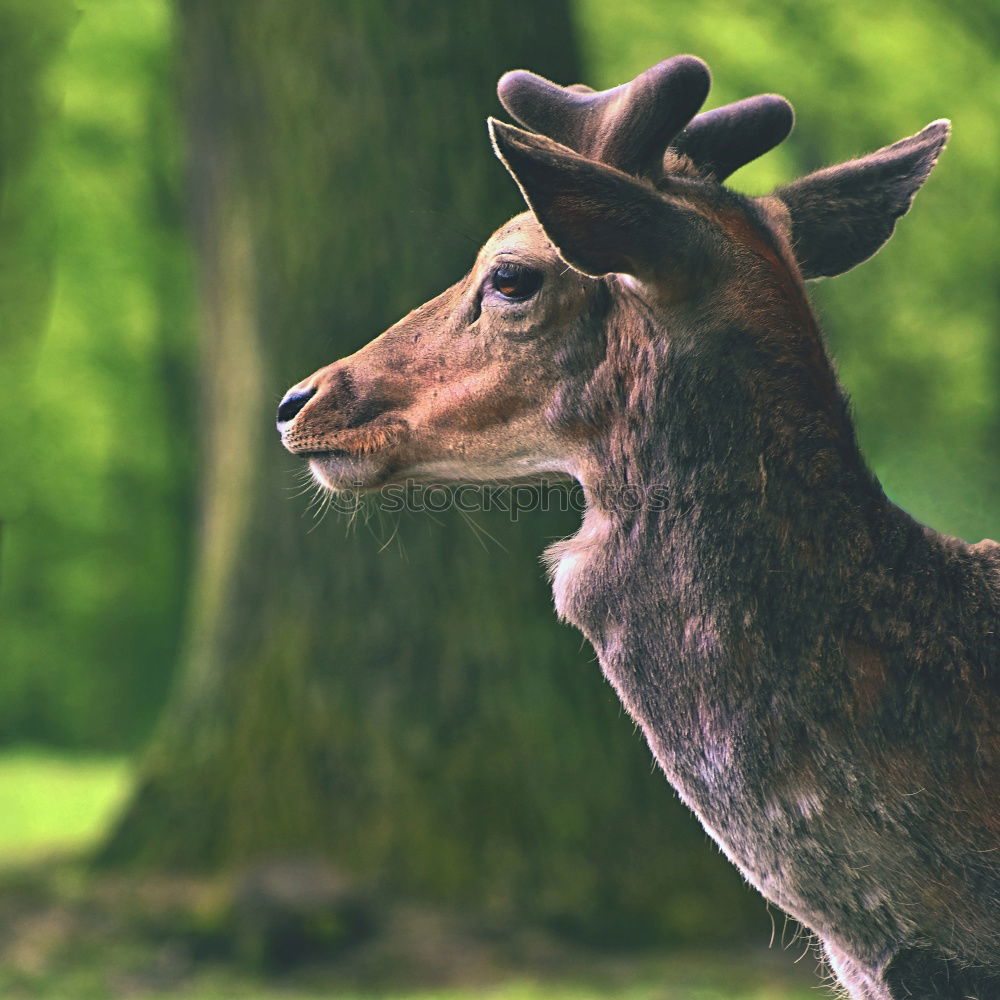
top-left (0, 0), bottom-right (997, 997)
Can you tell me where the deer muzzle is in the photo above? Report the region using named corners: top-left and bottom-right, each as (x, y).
top-left (277, 363), bottom-right (412, 488)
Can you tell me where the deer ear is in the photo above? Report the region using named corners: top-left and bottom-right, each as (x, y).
top-left (489, 118), bottom-right (700, 281)
top-left (774, 120), bottom-right (949, 279)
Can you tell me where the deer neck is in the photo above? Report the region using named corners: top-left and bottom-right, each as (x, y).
top-left (547, 297), bottom-right (895, 703)
top-left (543, 299), bottom-right (946, 941)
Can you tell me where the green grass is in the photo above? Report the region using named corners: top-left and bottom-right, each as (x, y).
top-left (0, 747), bottom-right (130, 861)
top-left (1, 977), bottom-right (817, 1000)
top-left (165, 985), bottom-right (812, 1000)
top-left (93, 961), bottom-right (817, 1000)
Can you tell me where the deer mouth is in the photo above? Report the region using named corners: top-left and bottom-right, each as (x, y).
top-left (316, 418), bottom-right (410, 458)
top-left (306, 418), bottom-right (411, 490)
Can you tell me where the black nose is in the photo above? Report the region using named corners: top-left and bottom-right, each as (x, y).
top-left (276, 386), bottom-right (317, 430)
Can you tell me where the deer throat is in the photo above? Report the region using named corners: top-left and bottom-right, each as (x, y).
top-left (544, 505), bottom-right (616, 623)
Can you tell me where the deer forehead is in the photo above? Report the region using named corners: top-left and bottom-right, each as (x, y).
top-left (476, 211), bottom-right (567, 272)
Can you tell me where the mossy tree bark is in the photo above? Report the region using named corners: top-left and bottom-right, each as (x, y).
top-left (101, 0), bottom-right (763, 944)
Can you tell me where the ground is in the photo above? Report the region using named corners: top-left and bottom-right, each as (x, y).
top-left (0, 750), bottom-right (818, 1000)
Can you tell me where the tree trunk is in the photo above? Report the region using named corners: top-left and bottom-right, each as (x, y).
top-left (101, 0), bottom-right (762, 945)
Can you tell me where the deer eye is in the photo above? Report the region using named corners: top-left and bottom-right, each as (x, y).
top-left (490, 263), bottom-right (543, 302)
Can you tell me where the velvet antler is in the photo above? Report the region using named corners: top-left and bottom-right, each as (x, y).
top-left (497, 56), bottom-right (794, 182)
top-left (671, 94), bottom-right (794, 180)
top-left (497, 56), bottom-right (711, 178)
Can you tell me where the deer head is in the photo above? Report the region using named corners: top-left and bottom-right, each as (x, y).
top-left (277, 55), bottom-right (947, 502)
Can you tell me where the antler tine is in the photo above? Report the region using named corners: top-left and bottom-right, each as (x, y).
top-left (497, 55), bottom-right (711, 178)
top-left (671, 94), bottom-right (795, 181)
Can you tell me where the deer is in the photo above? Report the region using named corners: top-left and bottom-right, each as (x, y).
top-left (276, 56), bottom-right (999, 999)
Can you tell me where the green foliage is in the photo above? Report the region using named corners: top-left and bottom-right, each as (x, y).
top-left (0, 0), bottom-right (72, 355)
top-left (0, 0), bottom-right (194, 748)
